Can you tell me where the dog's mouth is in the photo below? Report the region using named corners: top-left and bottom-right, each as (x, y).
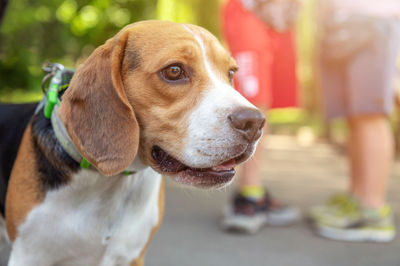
top-left (151, 145), bottom-right (247, 188)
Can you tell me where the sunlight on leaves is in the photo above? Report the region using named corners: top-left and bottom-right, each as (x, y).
top-left (157, 0), bottom-right (196, 24)
top-left (56, 0), bottom-right (77, 23)
top-left (107, 6), bottom-right (131, 27)
top-left (80, 5), bottom-right (100, 28)
top-left (70, 5), bottom-right (100, 36)
top-left (35, 6), bottom-right (51, 22)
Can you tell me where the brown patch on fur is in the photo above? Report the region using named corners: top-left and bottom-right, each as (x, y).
top-left (58, 30), bottom-right (140, 176)
top-left (5, 125), bottom-right (44, 241)
top-left (130, 178), bottom-right (165, 266)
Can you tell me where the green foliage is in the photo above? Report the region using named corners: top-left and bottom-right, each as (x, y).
top-left (156, 0), bottom-right (223, 38)
top-left (0, 0), bottom-right (224, 100)
top-left (0, 0), bottom-right (157, 96)
top-left (0, 0), bottom-right (224, 102)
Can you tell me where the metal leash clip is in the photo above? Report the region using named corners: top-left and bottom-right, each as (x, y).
top-left (41, 62), bottom-right (65, 119)
top-left (41, 63), bottom-right (65, 93)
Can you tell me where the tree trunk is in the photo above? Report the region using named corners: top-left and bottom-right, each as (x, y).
top-left (0, 0), bottom-right (9, 25)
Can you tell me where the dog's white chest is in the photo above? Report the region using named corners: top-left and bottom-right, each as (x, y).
top-left (10, 168), bottom-right (162, 266)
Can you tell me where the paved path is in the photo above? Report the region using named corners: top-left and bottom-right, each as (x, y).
top-left (147, 135), bottom-right (400, 266)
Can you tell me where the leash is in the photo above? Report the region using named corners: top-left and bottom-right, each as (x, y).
top-left (40, 63), bottom-right (134, 176)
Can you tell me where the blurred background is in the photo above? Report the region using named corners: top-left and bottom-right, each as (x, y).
top-left (0, 0), bottom-right (322, 139)
top-left (2, 0), bottom-right (400, 265)
top-left (2, 0), bottom-right (399, 145)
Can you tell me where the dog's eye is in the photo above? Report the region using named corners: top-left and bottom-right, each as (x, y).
top-left (161, 64), bottom-right (186, 81)
top-left (228, 69), bottom-right (235, 84)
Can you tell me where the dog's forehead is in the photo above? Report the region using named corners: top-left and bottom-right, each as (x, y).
top-left (182, 24), bottom-right (234, 63)
top-left (122, 21), bottom-right (235, 68)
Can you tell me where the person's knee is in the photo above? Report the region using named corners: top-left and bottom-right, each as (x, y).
top-left (347, 114), bottom-right (388, 126)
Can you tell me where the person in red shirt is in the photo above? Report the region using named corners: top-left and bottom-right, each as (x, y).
top-left (221, 0), bottom-right (301, 233)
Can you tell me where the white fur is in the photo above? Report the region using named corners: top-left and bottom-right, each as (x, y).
top-left (182, 26), bottom-right (258, 167)
top-left (0, 216), bottom-right (9, 246)
top-left (125, 155), bottom-right (148, 173)
top-left (8, 167), bottom-right (161, 266)
top-left (0, 216), bottom-right (10, 264)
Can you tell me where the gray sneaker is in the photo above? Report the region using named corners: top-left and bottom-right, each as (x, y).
top-left (221, 192), bottom-right (301, 234)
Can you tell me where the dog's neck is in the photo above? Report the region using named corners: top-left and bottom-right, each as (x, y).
top-left (31, 105), bottom-right (149, 192)
top-left (125, 156), bottom-right (149, 173)
top-left (31, 106), bottom-right (80, 191)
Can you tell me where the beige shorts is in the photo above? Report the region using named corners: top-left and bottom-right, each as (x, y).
top-left (319, 19), bottom-right (400, 120)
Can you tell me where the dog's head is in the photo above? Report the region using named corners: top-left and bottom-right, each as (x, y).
top-left (59, 20), bottom-right (265, 188)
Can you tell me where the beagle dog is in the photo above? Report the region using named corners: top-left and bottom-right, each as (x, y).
top-left (2, 20), bottom-right (265, 266)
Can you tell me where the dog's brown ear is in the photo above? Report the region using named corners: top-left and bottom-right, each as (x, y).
top-left (58, 30), bottom-right (139, 176)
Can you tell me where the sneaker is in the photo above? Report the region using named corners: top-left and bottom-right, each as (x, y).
top-left (313, 198), bottom-right (396, 242)
top-left (221, 192), bottom-right (300, 234)
top-left (308, 193), bottom-right (354, 222)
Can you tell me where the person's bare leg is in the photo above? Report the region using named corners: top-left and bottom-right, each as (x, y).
top-left (222, 126), bottom-right (299, 232)
top-left (237, 136), bottom-right (264, 188)
top-left (348, 115), bottom-right (394, 208)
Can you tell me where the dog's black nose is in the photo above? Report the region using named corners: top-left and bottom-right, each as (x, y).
top-left (228, 108), bottom-right (265, 142)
